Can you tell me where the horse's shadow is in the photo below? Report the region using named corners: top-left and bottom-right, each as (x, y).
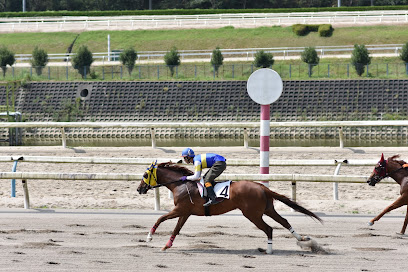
top-left (176, 247), bottom-right (331, 256)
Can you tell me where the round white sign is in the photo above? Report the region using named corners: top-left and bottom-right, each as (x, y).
top-left (247, 68), bottom-right (283, 105)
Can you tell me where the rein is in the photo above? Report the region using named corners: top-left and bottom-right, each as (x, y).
top-left (151, 179), bottom-right (183, 189)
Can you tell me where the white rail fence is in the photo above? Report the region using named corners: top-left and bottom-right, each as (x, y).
top-left (2, 120), bottom-right (408, 148)
top-left (2, 10), bottom-right (408, 33)
top-left (0, 155), bottom-right (385, 210)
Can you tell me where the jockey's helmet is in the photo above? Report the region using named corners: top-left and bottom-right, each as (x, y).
top-left (182, 147), bottom-right (195, 158)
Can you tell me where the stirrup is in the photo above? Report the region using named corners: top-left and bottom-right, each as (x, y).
top-left (203, 198), bottom-right (214, 207)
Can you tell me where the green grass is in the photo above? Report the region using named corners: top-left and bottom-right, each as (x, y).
top-left (1, 25), bottom-right (408, 54)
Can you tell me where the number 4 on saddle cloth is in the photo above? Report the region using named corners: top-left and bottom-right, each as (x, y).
top-left (196, 177), bottom-right (231, 201)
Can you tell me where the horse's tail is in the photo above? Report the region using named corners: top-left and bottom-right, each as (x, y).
top-left (262, 186), bottom-right (323, 223)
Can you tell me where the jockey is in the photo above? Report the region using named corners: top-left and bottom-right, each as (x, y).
top-left (180, 147), bottom-right (227, 207)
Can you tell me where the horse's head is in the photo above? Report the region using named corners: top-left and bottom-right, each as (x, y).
top-left (367, 154), bottom-right (406, 186)
top-left (137, 161), bottom-right (193, 194)
top-left (367, 154), bottom-right (388, 186)
top-left (137, 161), bottom-right (158, 194)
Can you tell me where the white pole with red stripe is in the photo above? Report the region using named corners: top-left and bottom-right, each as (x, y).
top-left (260, 104), bottom-right (270, 186)
top-left (247, 69), bottom-right (283, 187)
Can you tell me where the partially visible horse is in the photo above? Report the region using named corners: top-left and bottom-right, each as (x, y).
top-left (137, 161), bottom-right (322, 254)
top-left (367, 154), bottom-right (408, 235)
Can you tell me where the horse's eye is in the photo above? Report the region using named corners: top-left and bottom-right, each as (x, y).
top-left (143, 173), bottom-right (148, 179)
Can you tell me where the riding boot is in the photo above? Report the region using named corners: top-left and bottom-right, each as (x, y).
top-left (203, 186), bottom-right (216, 207)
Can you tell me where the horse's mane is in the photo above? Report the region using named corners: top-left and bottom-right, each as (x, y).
top-left (158, 162), bottom-right (194, 176)
top-left (388, 155), bottom-right (407, 166)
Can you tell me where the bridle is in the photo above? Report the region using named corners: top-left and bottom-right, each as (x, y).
top-left (142, 161), bottom-right (186, 189)
top-left (369, 159), bottom-right (408, 186)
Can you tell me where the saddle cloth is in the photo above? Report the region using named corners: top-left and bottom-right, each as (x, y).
top-left (196, 177), bottom-right (231, 199)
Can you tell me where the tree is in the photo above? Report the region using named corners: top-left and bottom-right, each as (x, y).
top-left (0, 46), bottom-right (15, 77)
top-left (211, 47), bottom-right (224, 77)
top-left (253, 50), bottom-right (274, 68)
top-left (164, 46), bottom-right (181, 77)
top-left (119, 47), bottom-right (138, 76)
top-left (31, 46), bottom-right (49, 76)
top-left (71, 45), bottom-right (94, 78)
top-left (351, 44), bottom-right (371, 76)
top-left (400, 42), bottom-right (408, 74)
top-left (301, 47), bottom-right (320, 77)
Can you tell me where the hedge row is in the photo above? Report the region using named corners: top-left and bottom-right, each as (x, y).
top-left (292, 24), bottom-right (333, 37)
top-left (1, 5), bottom-right (408, 18)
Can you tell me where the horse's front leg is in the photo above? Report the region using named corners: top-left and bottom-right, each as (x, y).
top-left (146, 209), bottom-right (180, 242)
top-left (161, 215), bottom-right (190, 251)
top-left (368, 194), bottom-right (407, 226)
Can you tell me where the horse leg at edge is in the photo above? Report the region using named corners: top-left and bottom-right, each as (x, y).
top-left (242, 210), bottom-right (273, 254)
top-left (264, 207), bottom-right (309, 242)
top-left (161, 215), bottom-right (190, 251)
top-left (368, 194), bottom-right (407, 226)
top-left (146, 210), bottom-right (180, 242)
top-left (397, 205), bottom-right (408, 235)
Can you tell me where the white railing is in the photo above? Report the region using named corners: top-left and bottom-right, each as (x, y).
top-left (1, 10), bottom-right (408, 33)
top-left (1, 170), bottom-right (382, 210)
top-left (2, 120), bottom-right (408, 148)
top-left (12, 44), bottom-right (404, 65)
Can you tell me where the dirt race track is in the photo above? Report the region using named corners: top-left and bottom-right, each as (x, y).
top-left (0, 208), bottom-right (407, 272)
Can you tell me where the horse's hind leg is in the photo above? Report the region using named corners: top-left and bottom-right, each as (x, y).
top-left (398, 205), bottom-right (408, 235)
top-left (161, 215), bottom-right (190, 251)
top-left (264, 206), bottom-right (309, 241)
top-left (241, 210), bottom-right (273, 254)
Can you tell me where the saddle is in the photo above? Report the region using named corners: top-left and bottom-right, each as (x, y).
top-left (196, 178), bottom-right (231, 201)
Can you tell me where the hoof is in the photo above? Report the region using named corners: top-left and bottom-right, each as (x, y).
top-left (161, 246), bottom-right (169, 251)
top-left (146, 234), bottom-right (153, 242)
top-left (301, 236), bottom-right (310, 241)
top-left (367, 221), bottom-right (374, 226)
top-left (396, 232), bottom-right (407, 236)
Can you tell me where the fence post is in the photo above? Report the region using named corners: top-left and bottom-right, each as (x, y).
top-left (22, 179), bottom-right (30, 209)
top-left (84, 67), bottom-right (87, 79)
top-left (30, 67), bottom-right (32, 77)
top-left (66, 66), bottom-right (68, 80)
top-left (366, 64), bottom-right (369, 77)
top-left (11, 159), bottom-right (19, 197)
top-left (157, 66), bottom-right (160, 80)
top-left (60, 127), bottom-right (67, 148)
top-left (232, 64), bottom-right (234, 78)
top-left (243, 128), bottom-right (248, 148)
top-left (289, 64), bottom-right (291, 78)
top-left (291, 181), bottom-right (296, 212)
top-left (48, 67), bottom-right (50, 80)
top-left (333, 162), bottom-right (342, 201)
top-left (151, 128), bottom-right (156, 149)
top-left (195, 65), bottom-right (197, 78)
top-left (328, 64), bottom-right (330, 78)
top-left (347, 64), bottom-right (349, 77)
top-left (120, 66), bottom-right (123, 79)
top-left (139, 66), bottom-right (141, 79)
top-left (338, 126), bottom-right (344, 148)
top-left (102, 66), bottom-right (105, 80)
top-left (154, 187), bottom-right (161, 210)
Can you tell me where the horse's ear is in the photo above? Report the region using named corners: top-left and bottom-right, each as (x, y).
top-left (380, 153), bottom-right (385, 162)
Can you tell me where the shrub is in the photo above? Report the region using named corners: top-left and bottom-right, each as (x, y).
top-left (292, 24), bottom-right (308, 36)
top-left (253, 50), bottom-right (274, 68)
top-left (351, 44), bottom-right (371, 76)
top-left (31, 46), bottom-right (48, 76)
top-left (292, 24), bottom-right (334, 37)
top-left (301, 47), bottom-right (320, 77)
top-left (164, 46), bottom-right (181, 77)
top-left (318, 24), bottom-right (334, 37)
top-left (400, 42), bottom-right (408, 74)
top-left (210, 47), bottom-right (224, 77)
top-left (0, 46), bottom-right (15, 77)
top-left (119, 47), bottom-right (137, 76)
top-left (71, 45), bottom-right (94, 78)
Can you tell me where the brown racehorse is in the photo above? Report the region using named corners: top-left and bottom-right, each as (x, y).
top-left (367, 154), bottom-right (408, 235)
top-left (137, 161), bottom-right (322, 254)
